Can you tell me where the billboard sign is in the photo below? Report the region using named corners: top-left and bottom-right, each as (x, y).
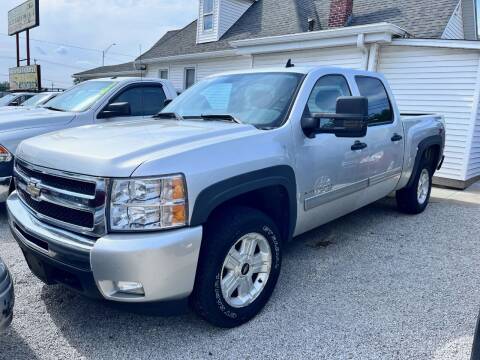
top-left (9, 65), bottom-right (41, 91)
top-left (8, 0), bottom-right (39, 36)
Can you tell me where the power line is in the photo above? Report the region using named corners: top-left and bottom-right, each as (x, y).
top-left (0, 55), bottom-right (90, 71)
top-left (0, 33), bottom-right (136, 58)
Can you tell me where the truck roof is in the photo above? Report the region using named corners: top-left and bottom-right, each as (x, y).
top-left (208, 66), bottom-right (382, 78)
top-left (88, 77), bottom-right (169, 84)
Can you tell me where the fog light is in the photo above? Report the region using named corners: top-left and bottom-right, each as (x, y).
top-left (115, 281), bottom-right (145, 295)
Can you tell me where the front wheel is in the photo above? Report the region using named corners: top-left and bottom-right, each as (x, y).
top-left (191, 206), bottom-right (282, 328)
top-left (396, 156), bottom-right (433, 214)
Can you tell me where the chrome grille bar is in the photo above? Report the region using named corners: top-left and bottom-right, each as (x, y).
top-left (14, 159), bottom-right (108, 238)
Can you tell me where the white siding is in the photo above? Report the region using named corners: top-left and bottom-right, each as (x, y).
top-left (197, 0), bottom-right (220, 44)
top-left (442, 1), bottom-right (465, 39)
top-left (218, 0), bottom-right (252, 39)
top-left (197, 0), bottom-right (253, 44)
top-left (252, 46), bottom-right (365, 69)
top-left (146, 56), bottom-right (252, 91)
top-left (467, 97), bottom-right (480, 179)
top-left (378, 45), bottom-right (480, 181)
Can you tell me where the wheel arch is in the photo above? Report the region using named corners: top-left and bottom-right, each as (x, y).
top-left (407, 135), bottom-right (443, 188)
top-left (190, 166), bottom-right (297, 242)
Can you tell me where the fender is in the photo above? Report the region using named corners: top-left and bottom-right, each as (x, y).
top-left (190, 165), bottom-right (297, 240)
top-left (407, 135), bottom-right (444, 188)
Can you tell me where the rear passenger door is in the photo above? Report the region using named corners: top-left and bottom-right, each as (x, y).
top-left (355, 76), bottom-right (404, 202)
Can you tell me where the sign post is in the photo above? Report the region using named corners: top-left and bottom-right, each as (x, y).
top-left (8, 0), bottom-right (40, 90)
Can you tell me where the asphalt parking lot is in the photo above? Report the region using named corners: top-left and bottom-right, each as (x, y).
top-left (1, 185), bottom-right (479, 360)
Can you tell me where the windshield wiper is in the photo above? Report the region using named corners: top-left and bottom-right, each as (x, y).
top-left (154, 112), bottom-right (184, 120)
top-left (44, 106), bottom-right (65, 112)
top-left (200, 114), bottom-right (242, 124)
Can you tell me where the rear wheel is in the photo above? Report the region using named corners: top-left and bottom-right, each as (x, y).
top-left (191, 206), bottom-right (282, 328)
top-left (396, 156), bottom-right (433, 214)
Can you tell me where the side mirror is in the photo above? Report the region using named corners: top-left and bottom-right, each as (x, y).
top-left (98, 102), bottom-right (131, 119)
top-left (302, 96), bottom-right (369, 139)
top-left (10, 100), bottom-right (20, 107)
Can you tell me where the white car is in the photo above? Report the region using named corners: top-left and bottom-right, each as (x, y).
top-left (0, 77), bottom-right (177, 202)
top-left (0, 93), bottom-right (36, 107)
top-left (0, 92), bottom-right (61, 114)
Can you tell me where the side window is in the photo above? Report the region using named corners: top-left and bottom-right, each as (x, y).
top-left (142, 86), bottom-right (167, 115)
top-left (355, 76), bottom-right (393, 125)
top-left (305, 75), bottom-right (351, 115)
top-left (110, 86), bottom-right (166, 116)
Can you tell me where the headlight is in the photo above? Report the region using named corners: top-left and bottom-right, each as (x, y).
top-left (110, 175), bottom-right (187, 231)
top-left (0, 146), bottom-right (12, 163)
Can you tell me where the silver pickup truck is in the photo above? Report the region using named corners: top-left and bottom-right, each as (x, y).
top-left (0, 77), bottom-right (177, 203)
top-left (7, 66), bottom-right (445, 328)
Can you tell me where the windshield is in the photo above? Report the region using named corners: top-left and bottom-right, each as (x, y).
top-left (0, 94), bottom-right (16, 106)
top-left (45, 81), bottom-right (116, 112)
top-left (21, 93), bottom-right (53, 107)
top-left (162, 72), bottom-right (304, 128)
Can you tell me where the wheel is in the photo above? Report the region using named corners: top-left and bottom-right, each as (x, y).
top-left (191, 206), bottom-right (282, 328)
top-left (396, 155), bottom-right (433, 214)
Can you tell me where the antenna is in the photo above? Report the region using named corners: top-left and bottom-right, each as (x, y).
top-left (286, 59), bottom-right (295, 68)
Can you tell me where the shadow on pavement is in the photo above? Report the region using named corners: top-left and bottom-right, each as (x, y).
top-left (0, 328), bottom-right (39, 360)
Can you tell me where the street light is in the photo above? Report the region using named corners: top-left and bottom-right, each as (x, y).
top-left (102, 43), bottom-right (117, 66)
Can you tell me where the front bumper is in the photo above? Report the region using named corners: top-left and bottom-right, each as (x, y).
top-left (0, 176), bottom-right (12, 203)
top-left (0, 263), bottom-right (14, 331)
top-left (7, 192), bottom-right (203, 303)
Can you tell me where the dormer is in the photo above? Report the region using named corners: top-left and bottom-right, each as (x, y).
top-left (197, 0), bottom-right (255, 44)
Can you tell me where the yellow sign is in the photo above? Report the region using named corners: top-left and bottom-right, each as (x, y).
top-left (9, 65), bottom-right (41, 91)
top-left (8, 0), bottom-right (39, 36)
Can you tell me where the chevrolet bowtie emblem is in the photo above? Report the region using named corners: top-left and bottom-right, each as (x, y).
top-left (26, 180), bottom-right (41, 201)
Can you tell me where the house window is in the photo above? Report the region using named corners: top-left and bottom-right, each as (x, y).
top-left (203, 0), bottom-right (214, 31)
top-left (159, 69), bottom-right (169, 80)
top-left (185, 68), bottom-right (196, 89)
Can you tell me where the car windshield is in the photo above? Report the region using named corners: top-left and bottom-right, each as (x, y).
top-left (0, 94), bottom-right (16, 106)
top-left (162, 72), bottom-right (304, 128)
top-left (21, 93), bottom-right (53, 107)
top-left (45, 81), bottom-right (117, 112)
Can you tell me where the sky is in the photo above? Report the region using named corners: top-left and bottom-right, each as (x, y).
top-left (0, 0), bottom-right (198, 88)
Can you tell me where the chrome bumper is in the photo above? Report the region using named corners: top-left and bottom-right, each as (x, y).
top-left (0, 264), bottom-right (14, 331)
top-left (7, 192), bottom-right (203, 303)
top-left (0, 176), bottom-right (11, 203)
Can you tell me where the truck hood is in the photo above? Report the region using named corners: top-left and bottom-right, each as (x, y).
top-left (0, 108), bottom-right (75, 133)
top-left (16, 119), bottom-right (260, 177)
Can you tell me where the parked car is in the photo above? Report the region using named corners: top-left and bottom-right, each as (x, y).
top-left (0, 93), bottom-right (36, 107)
top-left (0, 256), bottom-right (14, 331)
top-left (6, 66), bottom-right (445, 328)
top-left (0, 77), bottom-right (177, 203)
top-left (0, 92), bottom-right (61, 114)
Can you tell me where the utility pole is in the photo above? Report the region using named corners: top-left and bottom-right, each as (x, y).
top-left (102, 43), bottom-right (116, 66)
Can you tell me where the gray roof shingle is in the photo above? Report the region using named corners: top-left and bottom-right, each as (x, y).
top-left (140, 0), bottom-right (459, 60)
top-left (74, 61), bottom-right (138, 77)
top-left (76, 0), bottom-right (459, 76)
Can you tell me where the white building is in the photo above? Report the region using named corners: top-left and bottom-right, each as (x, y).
top-left (74, 0), bottom-right (480, 189)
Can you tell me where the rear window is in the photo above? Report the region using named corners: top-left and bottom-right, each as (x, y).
top-left (355, 76), bottom-right (393, 125)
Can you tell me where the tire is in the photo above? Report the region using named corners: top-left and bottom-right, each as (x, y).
top-left (191, 206), bottom-right (282, 328)
top-left (396, 155), bottom-right (434, 214)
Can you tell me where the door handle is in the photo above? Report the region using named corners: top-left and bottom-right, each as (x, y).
top-left (351, 141), bottom-right (368, 151)
top-left (391, 133), bottom-right (403, 142)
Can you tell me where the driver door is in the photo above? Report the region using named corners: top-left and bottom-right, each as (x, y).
top-left (295, 74), bottom-right (370, 234)
top-left (97, 84), bottom-right (167, 123)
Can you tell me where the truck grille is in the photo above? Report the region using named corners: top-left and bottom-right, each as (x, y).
top-left (14, 159), bottom-right (108, 237)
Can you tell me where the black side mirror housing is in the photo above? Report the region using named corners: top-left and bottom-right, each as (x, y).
top-left (302, 96), bottom-right (369, 139)
top-left (98, 102), bottom-right (131, 119)
top-left (10, 100), bottom-right (20, 107)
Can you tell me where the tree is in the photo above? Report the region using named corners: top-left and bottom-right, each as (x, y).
top-left (0, 82), bottom-right (9, 91)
